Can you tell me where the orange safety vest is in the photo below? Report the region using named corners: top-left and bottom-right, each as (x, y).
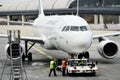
top-left (62, 60), bottom-right (66, 68)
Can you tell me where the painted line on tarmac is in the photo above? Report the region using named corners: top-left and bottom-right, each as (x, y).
top-left (28, 44), bottom-right (53, 59)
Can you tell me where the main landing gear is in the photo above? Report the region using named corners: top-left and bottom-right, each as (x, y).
top-left (22, 41), bottom-right (35, 61)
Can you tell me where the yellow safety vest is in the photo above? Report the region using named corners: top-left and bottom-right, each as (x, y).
top-left (50, 60), bottom-right (55, 69)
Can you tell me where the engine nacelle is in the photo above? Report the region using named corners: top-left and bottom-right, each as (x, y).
top-left (97, 40), bottom-right (119, 59)
top-left (5, 43), bottom-right (24, 60)
top-left (41, 35), bottom-right (55, 49)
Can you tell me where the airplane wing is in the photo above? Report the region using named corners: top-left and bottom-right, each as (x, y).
top-left (93, 32), bottom-right (120, 39)
top-left (0, 18), bottom-right (44, 43)
top-left (21, 36), bottom-right (44, 44)
top-left (0, 34), bottom-right (44, 44)
top-left (8, 21), bottom-right (33, 25)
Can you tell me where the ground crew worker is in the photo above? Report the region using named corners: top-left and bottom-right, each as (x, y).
top-left (48, 58), bottom-right (57, 77)
top-left (104, 23), bottom-right (108, 30)
top-left (61, 58), bottom-right (67, 76)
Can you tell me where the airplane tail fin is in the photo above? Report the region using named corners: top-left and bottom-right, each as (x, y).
top-left (38, 0), bottom-right (45, 17)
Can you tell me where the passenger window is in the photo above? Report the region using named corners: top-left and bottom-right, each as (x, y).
top-left (71, 26), bottom-right (79, 31)
top-left (80, 26), bottom-right (87, 31)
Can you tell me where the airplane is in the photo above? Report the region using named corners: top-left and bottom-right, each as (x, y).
top-left (0, 0), bottom-right (120, 61)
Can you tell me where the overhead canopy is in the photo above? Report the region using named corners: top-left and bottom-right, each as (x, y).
top-left (0, 0), bottom-right (75, 11)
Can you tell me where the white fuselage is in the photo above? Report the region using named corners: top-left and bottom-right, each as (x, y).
top-left (33, 15), bottom-right (93, 55)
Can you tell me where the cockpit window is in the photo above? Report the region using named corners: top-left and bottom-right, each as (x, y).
top-left (62, 25), bottom-right (88, 32)
top-left (62, 26), bottom-right (66, 31)
top-left (65, 26), bottom-right (70, 31)
top-left (62, 26), bottom-right (70, 31)
top-left (70, 26), bottom-right (79, 31)
top-left (80, 26), bottom-right (88, 31)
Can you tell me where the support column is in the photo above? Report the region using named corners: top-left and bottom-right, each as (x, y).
top-left (119, 16), bottom-right (120, 23)
top-left (7, 15), bottom-right (10, 26)
top-left (94, 14), bottom-right (98, 24)
top-left (22, 15), bottom-right (25, 26)
top-left (99, 14), bottom-right (104, 24)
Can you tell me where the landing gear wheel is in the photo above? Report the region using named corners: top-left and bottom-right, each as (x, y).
top-left (28, 52), bottom-right (32, 61)
top-left (84, 52), bottom-right (89, 59)
top-left (78, 53), bottom-right (83, 59)
top-left (70, 54), bottom-right (74, 59)
top-left (22, 53), bottom-right (25, 61)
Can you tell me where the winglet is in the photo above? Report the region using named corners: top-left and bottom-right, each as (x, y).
top-left (38, 0), bottom-right (45, 17)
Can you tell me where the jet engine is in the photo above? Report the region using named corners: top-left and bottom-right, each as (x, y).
top-left (97, 40), bottom-right (119, 59)
top-left (5, 43), bottom-right (24, 60)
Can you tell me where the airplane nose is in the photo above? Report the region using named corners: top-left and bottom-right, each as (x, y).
top-left (57, 31), bottom-right (92, 54)
top-left (66, 32), bottom-right (92, 53)
top-left (72, 39), bottom-right (91, 52)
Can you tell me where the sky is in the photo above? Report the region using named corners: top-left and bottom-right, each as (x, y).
top-left (0, 0), bottom-right (28, 4)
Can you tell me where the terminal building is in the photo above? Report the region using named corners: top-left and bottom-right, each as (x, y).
top-left (0, 0), bottom-right (120, 25)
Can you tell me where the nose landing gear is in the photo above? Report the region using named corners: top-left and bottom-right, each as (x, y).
top-left (69, 52), bottom-right (90, 59)
top-left (78, 52), bottom-right (90, 59)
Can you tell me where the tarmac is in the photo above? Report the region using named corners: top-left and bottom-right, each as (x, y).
top-left (0, 25), bottom-right (120, 80)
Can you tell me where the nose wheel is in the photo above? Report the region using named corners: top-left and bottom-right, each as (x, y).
top-left (84, 52), bottom-right (90, 59)
top-left (78, 52), bottom-right (90, 59)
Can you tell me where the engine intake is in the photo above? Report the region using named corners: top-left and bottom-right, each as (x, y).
top-left (5, 43), bottom-right (24, 60)
top-left (97, 40), bottom-right (118, 59)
